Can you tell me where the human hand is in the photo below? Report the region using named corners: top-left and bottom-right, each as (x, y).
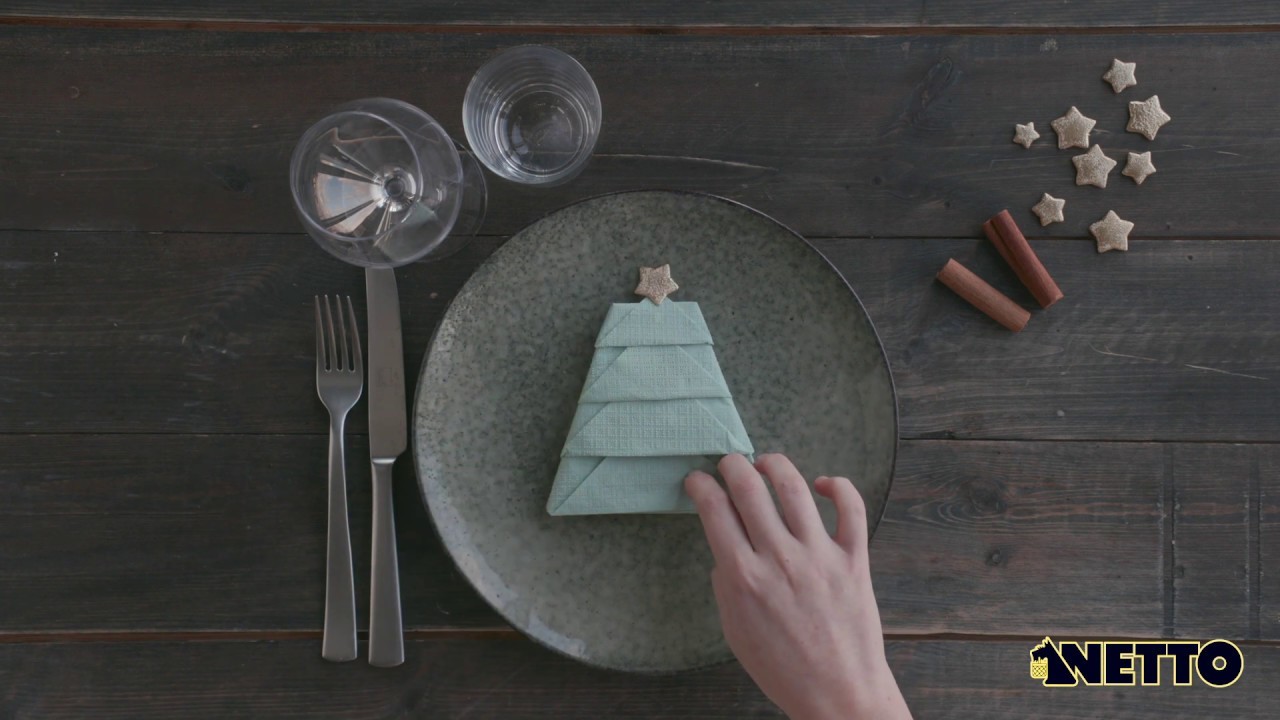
top-left (685, 453), bottom-right (911, 720)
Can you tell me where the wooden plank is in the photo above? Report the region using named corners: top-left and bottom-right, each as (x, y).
top-left (2, 435), bottom-right (1273, 640)
top-left (5, 1), bottom-right (1280, 29)
top-left (1260, 449), bottom-right (1280, 639)
top-left (4, 232), bottom-right (1279, 441)
top-left (0, 434), bottom-right (501, 632)
top-left (2, 28), bottom-right (1279, 238)
top-left (877, 441), bottom-right (1274, 643)
top-left (0, 636), bottom-right (773, 719)
top-left (1171, 444), bottom-right (1255, 640)
top-left (817, 236), bottom-right (1280, 443)
top-left (0, 232), bottom-right (495, 436)
top-left (871, 440), bottom-right (1166, 636)
top-left (0, 636), bottom-right (1275, 719)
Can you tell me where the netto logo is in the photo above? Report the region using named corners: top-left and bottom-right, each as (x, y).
top-left (1029, 636), bottom-right (1243, 688)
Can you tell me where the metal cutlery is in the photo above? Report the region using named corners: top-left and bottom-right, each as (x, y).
top-left (364, 268), bottom-right (407, 667)
top-left (314, 295), bottom-right (363, 662)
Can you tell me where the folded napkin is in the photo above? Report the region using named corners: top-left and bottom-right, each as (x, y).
top-left (547, 300), bottom-right (754, 515)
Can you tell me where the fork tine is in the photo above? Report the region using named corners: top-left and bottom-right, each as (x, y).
top-left (314, 296), bottom-right (325, 373)
top-left (335, 294), bottom-right (350, 372)
top-left (324, 295), bottom-right (338, 372)
top-left (345, 296), bottom-right (363, 376)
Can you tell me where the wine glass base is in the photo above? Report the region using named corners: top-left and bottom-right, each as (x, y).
top-left (419, 143), bottom-right (488, 262)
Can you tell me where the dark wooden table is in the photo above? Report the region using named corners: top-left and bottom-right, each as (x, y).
top-left (3, 4), bottom-right (1279, 718)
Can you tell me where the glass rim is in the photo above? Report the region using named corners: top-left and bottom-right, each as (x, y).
top-left (464, 44), bottom-right (600, 110)
top-left (289, 98), bottom-right (463, 245)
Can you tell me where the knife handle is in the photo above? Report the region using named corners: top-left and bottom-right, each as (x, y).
top-left (368, 459), bottom-right (404, 667)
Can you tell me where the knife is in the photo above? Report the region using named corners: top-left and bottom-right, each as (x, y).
top-left (365, 266), bottom-right (406, 667)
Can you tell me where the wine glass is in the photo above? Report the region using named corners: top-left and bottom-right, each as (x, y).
top-left (290, 98), bottom-right (486, 267)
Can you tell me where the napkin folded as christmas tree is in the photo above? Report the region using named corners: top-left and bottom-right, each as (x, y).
top-left (547, 295), bottom-right (754, 516)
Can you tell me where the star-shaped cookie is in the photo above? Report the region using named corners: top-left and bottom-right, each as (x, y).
top-left (1123, 151), bottom-right (1157, 185)
top-left (1013, 122), bottom-right (1040, 149)
top-left (1031, 193), bottom-right (1066, 226)
top-left (1102, 59), bottom-right (1137, 93)
top-left (1051, 106), bottom-right (1096, 150)
top-left (1072, 145), bottom-right (1117, 188)
top-left (1090, 211), bottom-right (1133, 253)
top-left (634, 264), bottom-right (679, 304)
top-left (1128, 95), bottom-right (1171, 140)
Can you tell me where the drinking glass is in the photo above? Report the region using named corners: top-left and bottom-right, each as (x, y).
top-left (291, 98), bottom-right (486, 267)
top-left (463, 46), bottom-right (602, 186)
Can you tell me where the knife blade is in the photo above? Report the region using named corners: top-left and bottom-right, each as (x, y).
top-left (365, 266), bottom-right (405, 667)
top-left (366, 266), bottom-right (407, 460)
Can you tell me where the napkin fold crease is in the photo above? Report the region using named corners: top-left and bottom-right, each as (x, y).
top-left (548, 300), bottom-right (754, 516)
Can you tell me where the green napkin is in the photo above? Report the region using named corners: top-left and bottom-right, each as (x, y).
top-left (547, 300), bottom-right (754, 516)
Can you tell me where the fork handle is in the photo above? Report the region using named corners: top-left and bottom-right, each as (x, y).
top-left (368, 459), bottom-right (404, 667)
top-left (322, 414), bottom-right (358, 662)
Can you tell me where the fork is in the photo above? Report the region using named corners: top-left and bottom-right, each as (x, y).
top-left (315, 295), bottom-right (362, 662)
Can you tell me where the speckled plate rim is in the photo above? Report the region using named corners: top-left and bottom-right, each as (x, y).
top-left (410, 189), bottom-right (899, 672)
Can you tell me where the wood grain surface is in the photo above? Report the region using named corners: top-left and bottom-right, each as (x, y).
top-left (3, 232), bottom-right (1276, 441)
top-left (6, 2), bottom-right (1280, 29)
top-left (1, 7), bottom-right (1276, 718)
top-left (1, 637), bottom-right (1275, 719)
top-left (1, 28), bottom-right (1278, 239)
top-left (2, 435), bottom-right (1273, 643)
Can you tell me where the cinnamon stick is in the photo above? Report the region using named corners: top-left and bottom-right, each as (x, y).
top-left (983, 209), bottom-right (1064, 309)
top-left (981, 219), bottom-right (1015, 269)
top-left (936, 258), bottom-right (1031, 332)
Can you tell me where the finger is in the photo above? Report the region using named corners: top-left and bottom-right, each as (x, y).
top-left (755, 453), bottom-right (825, 543)
top-left (719, 453), bottom-right (790, 551)
top-left (814, 475), bottom-right (868, 554)
top-left (685, 470), bottom-right (752, 564)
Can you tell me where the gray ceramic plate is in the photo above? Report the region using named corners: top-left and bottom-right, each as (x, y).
top-left (413, 191), bottom-right (896, 673)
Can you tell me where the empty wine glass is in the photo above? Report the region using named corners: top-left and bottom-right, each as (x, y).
top-left (291, 98), bottom-right (486, 267)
